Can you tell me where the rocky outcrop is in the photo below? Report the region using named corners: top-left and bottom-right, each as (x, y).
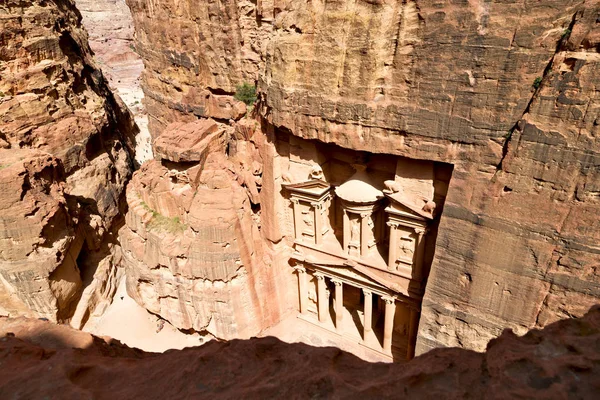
top-left (125, 0), bottom-right (600, 355)
top-left (1, 306), bottom-right (600, 398)
top-left (119, 119), bottom-right (291, 338)
top-left (0, 0), bottom-right (134, 322)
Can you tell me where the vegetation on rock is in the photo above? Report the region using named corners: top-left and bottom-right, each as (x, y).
top-left (234, 82), bottom-right (257, 106)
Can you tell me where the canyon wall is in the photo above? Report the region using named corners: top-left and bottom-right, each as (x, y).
top-left (75, 0), bottom-right (152, 165)
top-left (119, 118), bottom-right (292, 338)
top-left (0, 0), bottom-right (135, 322)
top-left (125, 0), bottom-right (600, 353)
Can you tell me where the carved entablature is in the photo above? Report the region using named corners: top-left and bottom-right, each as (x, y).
top-left (384, 192), bottom-right (433, 282)
top-left (284, 179), bottom-right (332, 246)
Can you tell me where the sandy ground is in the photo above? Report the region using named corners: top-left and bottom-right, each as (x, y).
top-left (261, 312), bottom-right (393, 363)
top-left (83, 279), bottom-right (207, 352)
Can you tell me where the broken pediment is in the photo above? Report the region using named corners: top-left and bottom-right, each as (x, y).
top-left (385, 192), bottom-right (435, 221)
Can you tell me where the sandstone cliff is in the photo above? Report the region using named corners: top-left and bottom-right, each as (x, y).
top-left (119, 118), bottom-right (292, 338)
top-left (124, 0), bottom-right (600, 354)
top-left (0, 0), bottom-right (134, 323)
top-left (0, 307), bottom-right (599, 398)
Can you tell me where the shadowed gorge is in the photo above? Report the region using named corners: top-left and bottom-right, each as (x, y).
top-left (0, 0), bottom-right (600, 396)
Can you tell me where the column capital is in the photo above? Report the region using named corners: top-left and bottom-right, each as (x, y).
top-left (414, 226), bottom-right (428, 235)
top-left (331, 278), bottom-right (343, 286)
top-left (382, 296), bottom-right (396, 305)
top-left (291, 198), bottom-right (300, 205)
top-left (310, 202), bottom-right (323, 209)
top-left (387, 221), bottom-right (400, 229)
top-left (360, 212), bottom-right (370, 219)
top-left (313, 272), bottom-right (325, 281)
top-left (292, 265), bottom-right (306, 274)
top-left (362, 288), bottom-right (372, 297)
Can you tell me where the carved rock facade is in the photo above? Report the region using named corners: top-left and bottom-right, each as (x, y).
top-left (124, 0), bottom-right (600, 356)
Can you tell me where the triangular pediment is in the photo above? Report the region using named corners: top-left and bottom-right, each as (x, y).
top-left (284, 179), bottom-right (331, 196)
top-left (385, 193), bottom-right (433, 220)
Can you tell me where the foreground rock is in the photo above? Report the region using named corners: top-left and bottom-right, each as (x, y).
top-left (0, 0), bottom-right (134, 322)
top-left (1, 308), bottom-right (600, 398)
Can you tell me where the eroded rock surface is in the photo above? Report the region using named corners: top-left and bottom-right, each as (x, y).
top-left (0, 0), bottom-right (134, 322)
top-left (0, 307), bottom-right (599, 398)
top-left (124, 0), bottom-right (600, 355)
top-left (119, 119), bottom-right (291, 338)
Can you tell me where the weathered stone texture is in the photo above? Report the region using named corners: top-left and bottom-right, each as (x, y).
top-left (125, 0), bottom-right (600, 354)
top-left (1, 307), bottom-right (600, 398)
top-left (125, 0), bottom-right (268, 137)
top-left (0, 0), bottom-right (134, 321)
top-left (75, 0), bottom-right (153, 164)
top-left (119, 120), bottom-right (291, 338)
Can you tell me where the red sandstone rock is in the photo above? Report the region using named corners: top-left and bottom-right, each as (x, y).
top-left (124, 0), bottom-right (600, 357)
top-left (120, 120), bottom-right (292, 339)
top-left (0, 0), bottom-right (134, 322)
top-left (1, 307), bottom-right (600, 398)
top-left (153, 119), bottom-right (225, 163)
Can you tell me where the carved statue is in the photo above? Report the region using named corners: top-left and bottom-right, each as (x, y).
top-left (350, 218), bottom-right (360, 243)
top-left (422, 200), bottom-right (436, 215)
top-left (383, 180), bottom-right (402, 194)
top-left (310, 164), bottom-right (324, 180)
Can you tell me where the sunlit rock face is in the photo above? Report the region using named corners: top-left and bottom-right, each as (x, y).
top-left (119, 119), bottom-right (293, 339)
top-left (0, 0), bottom-right (134, 322)
top-left (124, 0), bottom-right (600, 355)
top-left (75, 0), bottom-right (153, 165)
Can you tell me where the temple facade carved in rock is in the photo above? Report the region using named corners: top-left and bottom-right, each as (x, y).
top-left (276, 132), bottom-right (452, 361)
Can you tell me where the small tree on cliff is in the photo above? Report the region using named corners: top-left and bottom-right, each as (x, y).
top-left (234, 82), bottom-right (257, 107)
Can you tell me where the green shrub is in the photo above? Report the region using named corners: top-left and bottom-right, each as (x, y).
top-left (533, 77), bottom-right (543, 89)
top-left (561, 28), bottom-right (571, 39)
top-left (139, 200), bottom-right (187, 234)
top-left (234, 82), bottom-right (257, 106)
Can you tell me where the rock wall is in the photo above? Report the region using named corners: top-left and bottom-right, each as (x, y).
top-left (0, 0), bottom-right (134, 322)
top-left (125, 0), bottom-right (600, 353)
top-left (119, 118), bottom-right (292, 338)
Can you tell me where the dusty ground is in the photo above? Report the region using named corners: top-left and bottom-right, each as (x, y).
top-left (82, 279), bottom-right (206, 352)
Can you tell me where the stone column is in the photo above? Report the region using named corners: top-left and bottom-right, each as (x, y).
top-left (311, 202), bottom-right (323, 246)
top-left (291, 198), bottom-right (302, 242)
top-left (387, 221), bottom-right (399, 271)
top-left (363, 289), bottom-right (372, 339)
top-left (413, 227), bottom-right (427, 280)
top-left (343, 209), bottom-right (350, 252)
top-left (293, 264), bottom-right (308, 315)
top-left (315, 272), bottom-right (327, 323)
top-left (360, 212), bottom-right (369, 257)
top-left (382, 296), bottom-right (396, 353)
top-left (332, 279), bottom-right (343, 332)
top-left (406, 308), bottom-right (420, 360)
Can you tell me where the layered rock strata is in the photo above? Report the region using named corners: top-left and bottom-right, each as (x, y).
top-left (119, 118), bottom-right (292, 338)
top-left (125, 0), bottom-right (600, 355)
top-left (0, 0), bottom-right (134, 322)
top-left (1, 307), bottom-right (600, 398)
